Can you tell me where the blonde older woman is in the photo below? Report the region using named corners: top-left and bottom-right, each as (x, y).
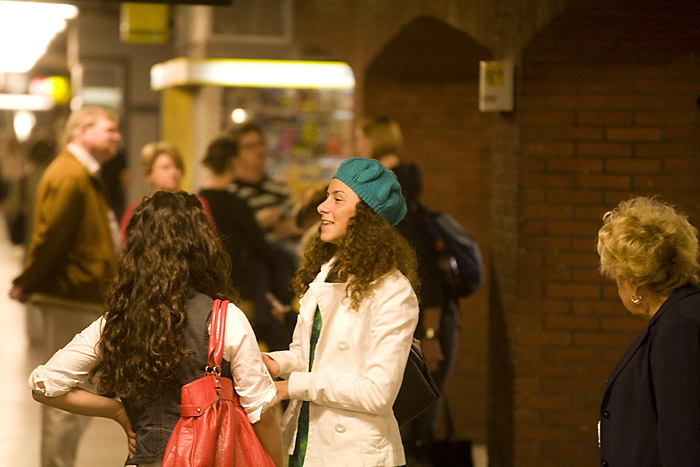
top-left (597, 196), bottom-right (700, 466)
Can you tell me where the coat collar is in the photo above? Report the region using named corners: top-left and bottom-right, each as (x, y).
top-left (67, 143), bottom-right (101, 175)
top-left (304, 257), bottom-right (351, 311)
top-left (57, 148), bottom-right (96, 180)
top-left (604, 284), bottom-right (700, 392)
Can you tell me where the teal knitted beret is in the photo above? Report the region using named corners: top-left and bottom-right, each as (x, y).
top-left (332, 157), bottom-right (407, 226)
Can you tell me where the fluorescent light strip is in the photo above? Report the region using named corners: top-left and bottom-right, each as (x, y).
top-left (0, 1), bottom-right (77, 19)
top-left (0, 94), bottom-right (54, 111)
top-left (151, 58), bottom-right (355, 90)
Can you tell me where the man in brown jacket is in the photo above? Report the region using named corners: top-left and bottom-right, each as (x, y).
top-left (11, 106), bottom-right (121, 467)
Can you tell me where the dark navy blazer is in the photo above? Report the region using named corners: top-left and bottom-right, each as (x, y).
top-left (599, 284), bottom-right (700, 466)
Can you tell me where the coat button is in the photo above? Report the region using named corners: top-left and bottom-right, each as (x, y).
top-left (602, 410), bottom-right (610, 418)
top-left (334, 424), bottom-right (346, 433)
top-left (338, 340), bottom-right (349, 350)
top-left (601, 460), bottom-right (608, 466)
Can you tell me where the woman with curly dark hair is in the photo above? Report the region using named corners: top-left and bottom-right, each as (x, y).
top-left (29, 191), bottom-right (283, 466)
top-left (263, 158), bottom-right (420, 466)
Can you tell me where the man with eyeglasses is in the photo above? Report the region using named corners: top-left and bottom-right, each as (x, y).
top-left (227, 121), bottom-right (300, 352)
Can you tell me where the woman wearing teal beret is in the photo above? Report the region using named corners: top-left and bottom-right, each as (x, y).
top-left (264, 158), bottom-right (420, 466)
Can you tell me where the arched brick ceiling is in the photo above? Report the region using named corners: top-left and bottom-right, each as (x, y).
top-left (367, 15), bottom-right (491, 83)
top-left (525, 0), bottom-right (700, 54)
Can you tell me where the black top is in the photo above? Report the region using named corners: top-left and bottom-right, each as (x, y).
top-left (392, 163), bottom-right (460, 336)
top-left (395, 203), bottom-right (445, 309)
top-left (199, 189), bottom-right (274, 301)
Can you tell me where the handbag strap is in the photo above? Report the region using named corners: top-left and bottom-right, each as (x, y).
top-left (207, 299), bottom-right (230, 371)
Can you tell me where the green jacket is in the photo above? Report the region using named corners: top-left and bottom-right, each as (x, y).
top-left (13, 149), bottom-right (117, 303)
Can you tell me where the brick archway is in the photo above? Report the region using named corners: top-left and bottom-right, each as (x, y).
top-left (364, 15), bottom-right (493, 445)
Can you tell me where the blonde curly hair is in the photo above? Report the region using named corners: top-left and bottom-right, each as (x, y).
top-left (597, 196), bottom-right (699, 295)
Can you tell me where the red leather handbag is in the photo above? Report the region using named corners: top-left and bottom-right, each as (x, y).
top-left (162, 299), bottom-right (275, 467)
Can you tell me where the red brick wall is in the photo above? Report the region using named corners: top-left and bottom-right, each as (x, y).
top-left (515, 2), bottom-right (700, 465)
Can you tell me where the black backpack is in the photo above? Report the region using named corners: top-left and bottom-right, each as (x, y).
top-left (424, 210), bottom-right (483, 298)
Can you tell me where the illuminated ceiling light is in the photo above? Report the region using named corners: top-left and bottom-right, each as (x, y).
top-left (14, 110), bottom-right (36, 142)
top-left (151, 58), bottom-right (355, 91)
top-left (231, 108), bottom-right (247, 123)
top-left (0, 1), bottom-right (78, 73)
top-left (0, 93), bottom-right (54, 110)
top-left (0, 1), bottom-right (77, 18)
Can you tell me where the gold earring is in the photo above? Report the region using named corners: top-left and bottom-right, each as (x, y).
top-left (631, 295), bottom-right (642, 305)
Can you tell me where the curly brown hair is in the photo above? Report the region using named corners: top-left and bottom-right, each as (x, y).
top-left (292, 201), bottom-right (419, 310)
top-left (89, 191), bottom-right (237, 398)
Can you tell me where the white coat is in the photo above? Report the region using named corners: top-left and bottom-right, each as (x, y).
top-left (268, 259), bottom-right (419, 466)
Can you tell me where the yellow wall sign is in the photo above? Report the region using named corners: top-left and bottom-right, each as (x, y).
top-left (482, 62), bottom-right (506, 87)
top-left (479, 61), bottom-right (514, 112)
top-left (120, 3), bottom-right (170, 44)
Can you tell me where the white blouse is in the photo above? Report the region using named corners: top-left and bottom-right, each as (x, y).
top-left (28, 302), bottom-right (276, 424)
